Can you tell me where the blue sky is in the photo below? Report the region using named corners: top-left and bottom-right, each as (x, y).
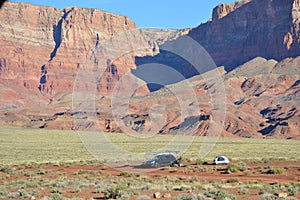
top-left (9, 0), bottom-right (233, 29)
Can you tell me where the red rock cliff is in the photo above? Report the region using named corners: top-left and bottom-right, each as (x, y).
top-left (189, 0), bottom-right (300, 70)
top-left (0, 2), bottom-right (138, 100)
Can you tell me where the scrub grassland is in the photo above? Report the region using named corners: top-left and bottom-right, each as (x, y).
top-left (1, 126), bottom-right (300, 164)
top-left (0, 126), bottom-right (299, 199)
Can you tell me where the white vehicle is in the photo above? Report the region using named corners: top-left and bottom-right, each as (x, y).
top-left (213, 156), bottom-right (230, 165)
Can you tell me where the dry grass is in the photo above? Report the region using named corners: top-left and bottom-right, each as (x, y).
top-left (0, 126), bottom-right (299, 164)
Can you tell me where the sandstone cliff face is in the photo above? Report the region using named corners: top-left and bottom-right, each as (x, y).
top-left (0, 3), bottom-right (61, 94)
top-left (212, 0), bottom-right (251, 21)
top-left (0, 2), bottom-right (138, 101)
top-left (189, 0), bottom-right (300, 70)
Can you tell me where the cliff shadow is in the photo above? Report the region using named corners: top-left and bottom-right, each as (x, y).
top-left (132, 46), bottom-right (215, 92)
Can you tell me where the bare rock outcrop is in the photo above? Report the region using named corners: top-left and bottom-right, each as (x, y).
top-left (0, 2), bottom-right (140, 100)
top-left (0, 2), bottom-right (190, 101)
top-left (189, 0), bottom-right (300, 70)
top-left (212, 0), bottom-right (251, 21)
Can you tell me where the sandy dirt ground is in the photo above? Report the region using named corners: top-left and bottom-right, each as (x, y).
top-left (1, 161), bottom-right (299, 199)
